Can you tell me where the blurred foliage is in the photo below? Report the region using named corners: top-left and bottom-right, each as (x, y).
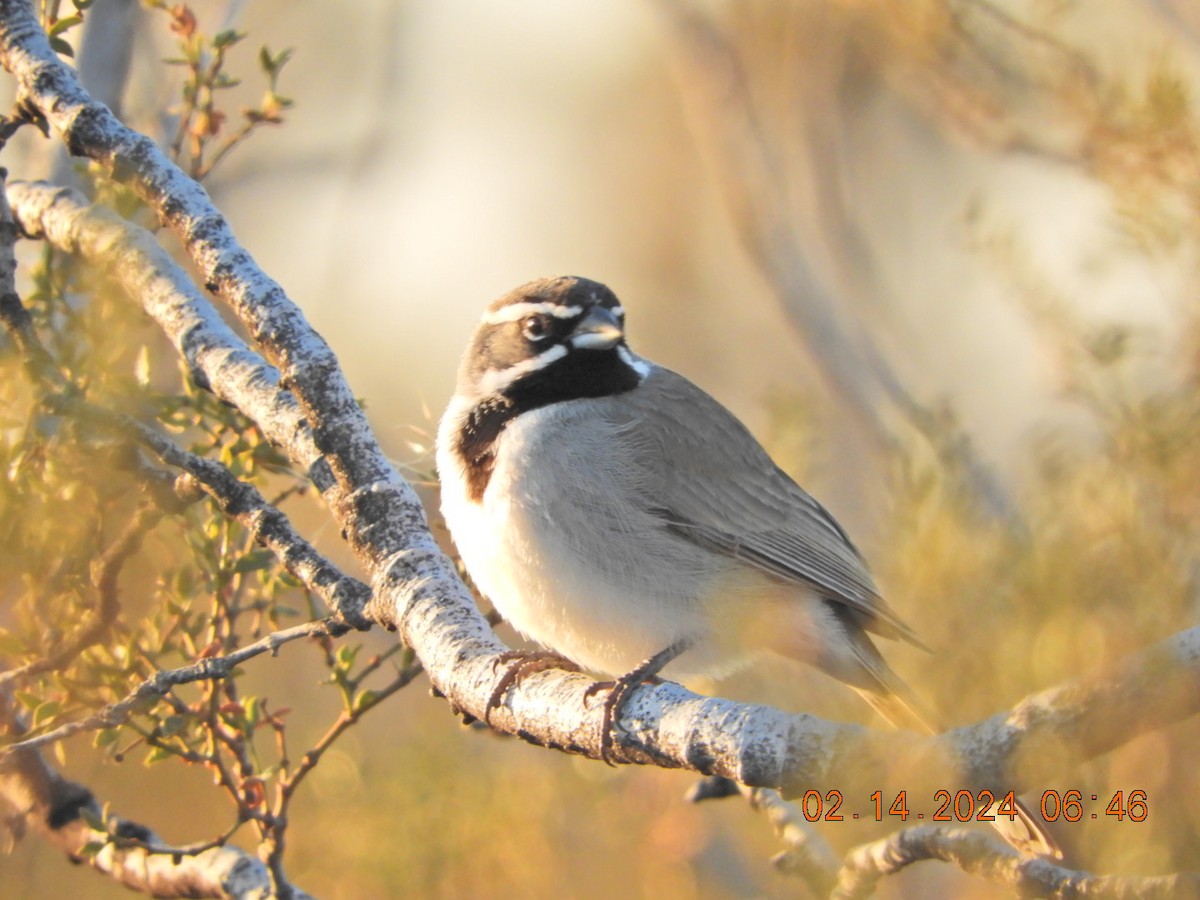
top-left (145, 0), bottom-right (294, 180)
top-left (874, 321), bottom-right (1200, 878)
top-left (38, 0), bottom-right (93, 58)
top-left (6, 1), bottom-right (1200, 899)
top-left (871, 183), bottom-right (1200, 886)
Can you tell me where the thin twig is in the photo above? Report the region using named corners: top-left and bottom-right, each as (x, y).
top-left (0, 617), bottom-right (345, 757)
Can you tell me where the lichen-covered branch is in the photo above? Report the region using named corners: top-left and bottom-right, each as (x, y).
top-left (0, 690), bottom-right (299, 900)
top-left (4, 179), bottom-right (316, 474)
top-left (832, 825), bottom-right (1200, 900)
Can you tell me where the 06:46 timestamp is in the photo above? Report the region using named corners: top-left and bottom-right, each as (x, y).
top-left (791, 789), bottom-right (1148, 823)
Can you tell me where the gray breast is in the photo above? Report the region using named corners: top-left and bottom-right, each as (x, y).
top-left (493, 395), bottom-right (726, 606)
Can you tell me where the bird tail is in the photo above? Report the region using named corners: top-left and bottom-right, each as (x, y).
top-left (856, 684), bottom-right (938, 735)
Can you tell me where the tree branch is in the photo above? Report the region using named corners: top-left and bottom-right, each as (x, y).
top-left (0, 690), bottom-right (300, 900)
top-left (2, 617), bottom-right (345, 757)
top-left (833, 826), bottom-right (1200, 900)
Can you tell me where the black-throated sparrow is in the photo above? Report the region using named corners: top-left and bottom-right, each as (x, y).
top-left (437, 275), bottom-right (1057, 857)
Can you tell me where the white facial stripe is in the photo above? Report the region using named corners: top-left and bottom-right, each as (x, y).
top-left (611, 305), bottom-right (625, 319)
top-left (482, 302), bottom-right (583, 325)
top-left (477, 344), bottom-right (568, 396)
top-left (618, 345), bottom-right (652, 380)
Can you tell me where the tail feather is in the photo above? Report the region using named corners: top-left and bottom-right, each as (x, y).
top-left (856, 684), bottom-right (938, 735)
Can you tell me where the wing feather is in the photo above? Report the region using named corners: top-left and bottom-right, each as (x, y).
top-left (619, 367), bottom-right (925, 649)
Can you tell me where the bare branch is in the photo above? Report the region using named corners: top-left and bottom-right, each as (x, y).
top-left (734, 782), bottom-right (840, 892)
top-left (48, 0), bottom-right (137, 188)
top-left (833, 825), bottom-right (1199, 900)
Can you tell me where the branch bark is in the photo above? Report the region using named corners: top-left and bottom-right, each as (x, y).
top-left (2, 181), bottom-right (370, 629)
top-left (0, 690), bottom-right (300, 900)
top-left (833, 826), bottom-right (1200, 900)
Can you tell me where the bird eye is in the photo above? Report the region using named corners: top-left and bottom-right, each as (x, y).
top-left (522, 315), bottom-right (551, 342)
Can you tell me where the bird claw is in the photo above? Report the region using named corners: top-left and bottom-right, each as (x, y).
top-left (485, 649), bottom-right (580, 724)
top-left (587, 639), bottom-right (690, 766)
top-left (587, 672), bottom-right (652, 766)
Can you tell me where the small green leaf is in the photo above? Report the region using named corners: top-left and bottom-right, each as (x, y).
top-left (243, 696), bottom-right (260, 721)
top-left (334, 644), bottom-right (359, 670)
top-left (32, 700), bottom-right (61, 726)
top-left (258, 45), bottom-right (293, 78)
top-left (49, 35), bottom-right (74, 57)
top-left (144, 745), bottom-right (171, 765)
top-left (212, 29), bottom-right (244, 50)
top-left (233, 549), bottom-right (275, 575)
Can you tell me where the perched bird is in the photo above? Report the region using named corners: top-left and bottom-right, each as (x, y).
top-left (437, 275), bottom-right (1057, 857)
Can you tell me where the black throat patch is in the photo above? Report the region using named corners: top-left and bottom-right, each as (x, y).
top-left (455, 348), bottom-right (643, 503)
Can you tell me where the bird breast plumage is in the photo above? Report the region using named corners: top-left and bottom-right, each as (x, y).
top-left (442, 395), bottom-right (721, 675)
top-left (437, 366), bottom-right (852, 678)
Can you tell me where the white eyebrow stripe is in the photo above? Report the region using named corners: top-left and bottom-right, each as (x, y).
top-left (477, 344), bottom-right (568, 396)
top-left (611, 305), bottom-right (625, 319)
top-left (482, 302), bottom-right (583, 325)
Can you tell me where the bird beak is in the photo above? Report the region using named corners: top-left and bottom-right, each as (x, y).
top-left (569, 306), bottom-right (623, 350)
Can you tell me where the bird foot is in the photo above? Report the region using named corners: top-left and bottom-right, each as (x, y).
top-left (584, 639), bottom-right (690, 765)
top-left (485, 649), bottom-right (580, 724)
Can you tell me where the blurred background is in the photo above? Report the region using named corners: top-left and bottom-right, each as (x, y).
top-left (5, 0), bottom-right (1200, 897)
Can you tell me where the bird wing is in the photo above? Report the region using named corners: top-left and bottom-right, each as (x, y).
top-left (609, 368), bottom-right (1059, 859)
top-left (615, 366), bottom-right (924, 648)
